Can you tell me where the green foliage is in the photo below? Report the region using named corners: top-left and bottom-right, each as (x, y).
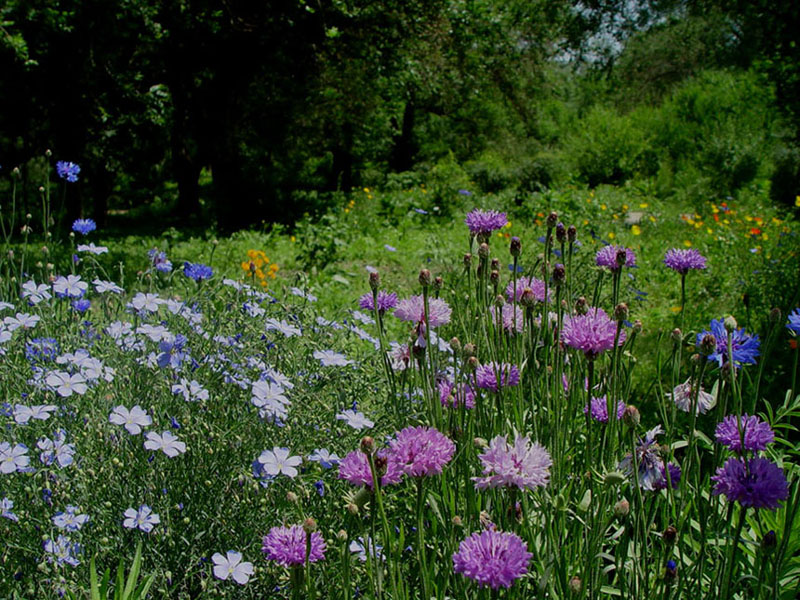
top-left (66, 543), bottom-right (154, 600)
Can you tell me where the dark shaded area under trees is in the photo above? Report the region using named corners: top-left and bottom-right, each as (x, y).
top-left (1, 0), bottom-right (799, 233)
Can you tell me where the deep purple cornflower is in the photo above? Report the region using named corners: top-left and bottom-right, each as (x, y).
top-left (57, 162), bottom-right (81, 183)
top-left (438, 380), bottom-right (475, 409)
top-left (595, 245), bottom-right (636, 271)
top-left (453, 530), bottom-right (532, 589)
top-left (505, 276), bottom-right (550, 303)
top-left (71, 219), bottom-right (95, 235)
top-left (696, 318), bottom-right (760, 368)
top-left (584, 396), bottom-right (625, 423)
top-left (183, 262), bottom-right (213, 282)
top-left (464, 209), bottom-right (508, 238)
top-left (654, 462), bottom-right (681, 490)
top-left (618, 426), bottom-right (666, 491)
top-left (338, 449), bottom-right (403, 489)
top-left (262, 524), bottom-right (326, 566)
top-left (663, 248), bottom-right (707, 274)
top-left (475, 362), bottom-right (520, 392)
top-left (394, 295), bottom-right (451, 328)
top-left (358, 290), bottom-right (398, 314)
top-left (715, 414), bottom-right (774, 453)
top-left (388, 426), bottom-right (455, 477)
top-left (712, 457), bottom-right (789, 510)
top-left (473, 434), bottom-right (552, 490)
top-left (562, 307), bottom-right (626, 359)
top-left (787, 308), bottom-right (800, 335)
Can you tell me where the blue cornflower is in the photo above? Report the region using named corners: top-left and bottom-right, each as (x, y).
top-left (183, 262), bottom-right (213, 282)
top-left (314, 480), bottom-right (325, 497)
top-left (56, 161), bottom-right (81, 183)
top-left (71, 299), bottom-right (91, 313)
top-left (71, 219), bottom-right (96, 235)
top-left (696, 318), bottom-right (760, 368)
top-left (25, 338), bottom-right (60, 363)
top-left (787, 308), bottom-right (800, 335)
top-left (148, 249), bottom-right (173, 273)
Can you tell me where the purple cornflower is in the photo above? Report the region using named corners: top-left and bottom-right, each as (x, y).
top-left (505, 276), bottom-right (549, 303)
top-left (338, 449), bottom-right (402, 489)
top-left (663, 248), bottom-right (707, 274)
top-left (453, 530), bottom-right (532, 589)
top-left (57, 161), bottom-right (81, 183)
top-left (122, 505), bottom-right (160, 533)
top-left (712, 457), bottom-right (789, 510)
top-left (262, 524), bottom-right (326, 567)
top-left (562, 307), bottom-right (626, 359)
top-left (584, 396), bottom-right (625, 423)
top-left (212, 551), bottom-right (254, 585)
top-left (438, 380), bottom-right (475, 409)
top-left (465, 209), bottom-right (508, 238)
top-left (475, 362), bottom-right (520, 392)
top-left (148, 249), bottom-right (173, 273)
top-left (71, 299), bottom-right (91, 313)
top-left (696, 318), bottom-right (760, 368)
top-left (595, 245), bottom-right (636, 271)
top-left (668, 379), bottom-right (715, 415)
top-left (388, 426), bottom-right (455, 477)
top-left (71, 218), bottom-right (95, 235)
top-left (715, 414), bottom-right (774, 453)
top-left (618, 426), bottom-right (665, 491)
top-left (183, 262), bottom-right (213, 281)
top-left (494, 303), bottom-right (524, 334)
top-left (473, 434), bottom-right (552, 490)
top-left (358, 290), bottom-right (398, 314)
top-left (654, 462), bottom-right (681, 491)
top-left (394, 295), bottom-right (452, 328)
top-left (787, 308), bottom-right (800, 335)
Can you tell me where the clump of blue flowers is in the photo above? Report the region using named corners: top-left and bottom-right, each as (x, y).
top-left (56, 161), bottom-right (81, 183)
top-left (72, 219), bottom-right (96, 235)
top-left (183, 262), bottom-right (213, 282)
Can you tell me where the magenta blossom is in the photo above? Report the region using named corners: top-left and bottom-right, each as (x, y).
top-left (473, 433), bottom-right (551, 491)
top-left (338, 449), bottom-right (403, 489)
top-left (438, 380), bottom-right (475, 409)
top-left (394, 295), bottom-right (451, 328)
top-left (358, 290), bottom-right (398, 314)
top-left (505, 276), bottom-right (550, 303)
top-left (453, 530), bottom-right (532, 589)
top-left (465, 209), bottom-right (508, 237)
top-left (595, 245), bottom-right (636, 271)
top-left (262, 524), bottom-right (326, 566)
top-left (562, 307), bottom-right (626, 359)
top-left (389, 426), bottom-right (455, 477)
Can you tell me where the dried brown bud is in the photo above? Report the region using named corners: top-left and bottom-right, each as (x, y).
top-left (546, 211), bottom-right (558, 229)
top-left (623, 405), bottom-right (640, 428)
top-left (510, 236), bottom-right (521, 257)
top-left (419, 269), bottom-right (431, 288)
top-left (369, 271), bottom-right (380, 290)
top-left (555, 222), bottom-right (566, 242)
top-left (360, 436), bottom-right (375, 455)
top-left (575, 296), bottom-right (588, 315)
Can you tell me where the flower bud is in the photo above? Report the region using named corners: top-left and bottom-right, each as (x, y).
top-left (467, 356), bottom-right (479, 371)
top-left (510, 236), bottom-right (521, 257)
top-left (337, 529), bottom-right (348, 542)
top-left (478, 243), bottom-right (489, 259)
top-left (463, 343), bottom-right (476, 358)
top-left (615, 248), bottom-right (628, 267)
top-left (663, 525), bottom-right (677, 544)
top-left (552, 264), bottom-right (565, 286)
top-left (604, 471), bottom-right (626, 486)
top-left (463, 253), bottom-right (472, 267)
top-left (769, 307), bottom-right (781, 323)
top-left (613, 498), bottom-right (630, 519)
top-left (520, 288), bottom-right (536, 308)
top-left (12, 166), bottom-right (20, 176)
top-left (568, 576), bottom-right (583, 595)
top-left (575, 296), bottom-right (588, 315)
top-left (633, 319), bottom-right (642, 333)
top-left (346, 502), bottom-right (359, 515)
top-left (452, 515), bottom-right (463, 526)
top-left (546, 211), bottom-right (558, 229)
top-left (699, 334), bottom-right (716, 356)
top-left (419, 269), bottom-right (431, 288)
top-left (490, 270), bottom-right (499, 285)
top-left (724, 315), bottom-right (738, 332)
top-left (494, 294), bottom-right (505, 308)
top-left (374, 455), bottom-right (388, 477)
top-left (623, 405), bottom-right (640, 428)
top-left (449, 337), bottom-right (461, 352)
top-left (671, 328), bottom-right (682, 343)
top-left (555, 222), bottom-right (566, 243)
top-left (360, 436), bottom-right (375, 455)
top-left (286, 491), bottom-right (299, 503)
top-left (614, 303), bottom-right (628, 322)
top-left (473, 437), bottom-right (488, 449)
top-left (567, 225), bottom-right (577, 242)
top-left (369, 271), bottom-right (380, 290)
top-left (303, 517), bottom-right (317, 534)
top-left (691, 353), bottom-right (701, 364)
top-left (433, 276), bottom-right (443, 291)
top-left (45, 149), bottom-right (52, 157)
top-left (490, 258), bottom-right (500, 271)
top-left (761, 530), bottom-right (776, 554)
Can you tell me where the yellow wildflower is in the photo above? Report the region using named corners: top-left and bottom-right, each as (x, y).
top-left (631, 225), bottom-right (641, 236)
top-left (608, 232), bottom-right (616, 240)
top-left (639, 202), bottom-right (648, 208)
top-left (683, 240), bottom-right (692, 247)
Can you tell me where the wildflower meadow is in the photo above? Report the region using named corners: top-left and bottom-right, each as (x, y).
top-left (0, 161), bottom-right (799, 600)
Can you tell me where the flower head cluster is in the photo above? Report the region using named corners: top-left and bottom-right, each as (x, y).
top-left (438, 380), bottom-right (475, 409)
top-left (183, 262), bottom-right (214, 282)
top-left (389, 426), bottom-right (455, 477)
top-left (473, 434), bottom-right (552, 491)
top-left (696, 318), bottom-right (760, 368)
top-left (453, 530), bottom-right (532, 589)
top-left (57, 161), bottom-right (81, 183)
top-left (338, 449), bottom-right (402, 489)
top-left (475, 362), bottom-right (520, 392)
top-left (262, 524), bottom-right (326, 566)
top-left (618, 426), bottom-right (667, 491)
top-left (505, 276), bottom-right (549, 303)
top-left (359, 290), bottom-right (398, 314)
top-left (240, 249), bottom-right (278, 288)
top-left (562, 307), bottom-right (626, 359)
top-left (595, 245), bottom-right (636, 271)
top-left (712, 457), bottom-right (789, 510)
top-left (715, 414), bottom-right (774, 453)
top-left (584, 396), bottom-right (625, 423)
top-left (465, 209), bottom-right (508, 237)
top-left (394, 295), bottom-right (451, 328)
top-left (663, 248), bottom-right (707, 274)
top-left (668, 380), bottom-right (715, 415)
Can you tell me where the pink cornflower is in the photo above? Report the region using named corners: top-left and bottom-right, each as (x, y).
top-left (438, 380), bottom-right (475, 409)
top-left (595, 245), bottom-right (636, 271)
top-left (394, 295), bottom-right (451, 328)
top-left (358, 290), bottom-right (398, 314)
top-left (505, 276), bottom-right (549, 303)
top-left (338, 449), bottom-right (403, 489)
top-left (475, 362), bottom-right (520, 392)
top-left (453, 529), bottom-right (532, 589)
top-left (389, 426), bottom-right (455, 477)
top-left (262, 524), bottom-right (326, 566)
top-left (473, 433), bottom-right (552, 491)
top-left (561, 307), bottom-right (625, 359)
